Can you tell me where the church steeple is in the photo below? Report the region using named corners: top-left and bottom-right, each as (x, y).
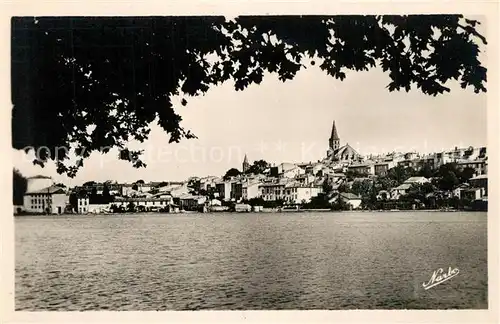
top-left (242, 154), bottom-right (250, 173)
top-left (329, 120), bottom-right (340, 151)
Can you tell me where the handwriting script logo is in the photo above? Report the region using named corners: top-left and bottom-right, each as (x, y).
top-left (422, 267), bottom-right (460, 290)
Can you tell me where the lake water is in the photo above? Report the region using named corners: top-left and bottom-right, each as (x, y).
top-left (15, 211), bottom-right (488, 310)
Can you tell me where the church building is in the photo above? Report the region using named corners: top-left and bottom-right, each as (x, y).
top-left (242, 154), bottom-right (250, 173)
top-left (325, 120), bottom-right (362, 163)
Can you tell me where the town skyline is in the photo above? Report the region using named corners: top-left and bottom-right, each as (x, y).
top-left (13, 65), bottom-right (487, 186)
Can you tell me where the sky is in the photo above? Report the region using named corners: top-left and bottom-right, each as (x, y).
top-left (12, 25), bottom-right (488, 186)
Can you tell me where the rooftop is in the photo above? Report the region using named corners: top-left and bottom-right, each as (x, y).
top-left (470, 174), bottom-right (488, 180)
top-left (26, 185), bottom-right (65, 195)
top-left (340, 192), bottom-right (361, 200)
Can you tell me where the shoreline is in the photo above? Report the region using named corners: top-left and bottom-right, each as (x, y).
top-left (13, 208), bottom-right (487, 217)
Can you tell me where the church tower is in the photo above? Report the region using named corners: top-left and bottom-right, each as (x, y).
top-left (242, 154), bottom-right (250, 173)
top-left (329, 120), bottom-right (340, 151)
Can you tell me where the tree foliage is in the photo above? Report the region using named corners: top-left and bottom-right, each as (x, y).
top-left (245, 160), bottom-right (270, 174)
top-left (223, 168), bottom-right (241, 180)
top-left (13, 168), bottom-right (28, 205)
top-left (11, 15), bottom-right (487, 177)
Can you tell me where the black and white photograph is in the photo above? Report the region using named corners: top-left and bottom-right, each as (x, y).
top-left (3, 1), bottom-right (498, 322)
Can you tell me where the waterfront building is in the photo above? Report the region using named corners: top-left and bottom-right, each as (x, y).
top-left (259, 180), bottom-right (287, 201)
top-left (330, 192), bottom-right (362, 209)
top-left (391, 183), bottom-right (412, 200)
top-left (26, 175), bottom-right (53, 193)
top-left (88, 204), bottom-right (111, 214)
top-left (23, 184), bottom-right (69, 214)
top-left (231, 181), bottom-right (243, 201)
top-left (215, 181), bottom-right (232, 201)
top-left (176, 194), bottom-right (207, 211)
top-left (113, 196), bottom-right (173, 211)
top-left (469, 174), bottom-right (488, 193)
top-left (283, 182), bottom-right (323, 204)
top-left (168, 183), bottom-right (190, 198)
top-left (462, 187), bottom-right (486, 201)
top-left (453, 183), bottom-right (470, 199)
top-left (242, 181), bottom-right (261, 200)
top-left (77, 196), bottom-right (90, 213)
top-left (121, 184), bottom-right (136, 197)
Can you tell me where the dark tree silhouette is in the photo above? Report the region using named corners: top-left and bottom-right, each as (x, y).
top-left (245, 160), bottom-right (270, 174)
top-left (13, 168), bottom-right (28, 205)
top-left (11, 15), bottom-right (487, 177)
top-left (223, 168), bottom-right (241, 180)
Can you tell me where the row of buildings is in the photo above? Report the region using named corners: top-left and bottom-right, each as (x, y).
top-left (18, 120), bottom-right (488, 214)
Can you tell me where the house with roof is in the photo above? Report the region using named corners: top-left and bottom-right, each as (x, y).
top-left (457, 158), bottom-right (488, 176)
top-left (469, 174), bottom-right (487, 194)
top-left (242, 180), bottom-right (261, 200)
top-left (215, 180), bottom-right (232, 201)
top-left (176, 194), bottom-right (207, 211)
top-left (23, 183), bottom-right (69, 214)
top-left (347, 163), bottom-right (375, 176)
top-left (113, 196), bottom-right (174, 211)
top-left (391, 183), bottom-right (413, 200)
top-left (281, 181), bottom-right (323, 204)
top-left (259, 179), bottom-right (289, 201)
top-left (269, 162), bottom-right (304, 178)
top-left (453, 183), bottom-right (470, 199)
top-left (329, 192), bottom-right (362, 209)
top-left (404, 177), bottom-right (430, 185)
top-left (462, 187), bottom-right (487, 201)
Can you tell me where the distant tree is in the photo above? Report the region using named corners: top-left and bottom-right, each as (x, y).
top-left (132, 184), bottom-right (139, 191)
top-left (374, 176), bottom-right (398, 191)
top-left (135, 180), bottom-right (145, 184)
top-left (345, 169), bottom-right (366, 181)
top-left (12, 16), bottom-right (487, 178)
top-left (437, 171), bottom-right (460, 191)
top-left (245, 160), bottom-right (270, 174)
top-left (304, 193), bottom-right (332, 209)
top-left (223, 168), bottom-right (241, 180)
top-left (337, 183), bottom-right (350, 193)
top-left (127, 202), bottom-right (136, 212)
top-left (351, 179), bottom-right (372, 197)
top-left (459, 167), bottom-right (476, 183)
top-left (69, 193), bottom-right (77, 212)
top-left (331, 195), bottom-right (351, 211)
top-left (402, 183), bottom-right (436, 207)
top-left (417, 164), bottom-right (434, 178)
top-left (248, 197), bottom-right (266, 206)
top-left (361, 182), bottom-right (378, 209)
top-left (433, 163), bottom-right (461, 191)
top-left (156, 181), bottom-right (169, 188)
top-left (322, 178), bottom-right (333, 194)
top-left (102, 183), bottom-right (112, 203)
top-left (387, 165), bottom-right (415, 184)
top-left (13, 168), bottom-right (27, 205)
